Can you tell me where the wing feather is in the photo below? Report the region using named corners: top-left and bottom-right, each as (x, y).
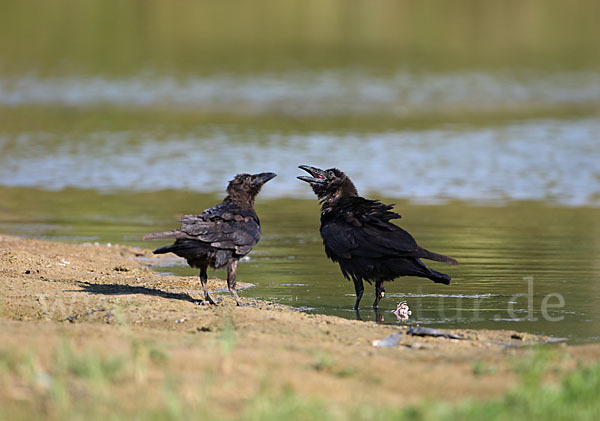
top-left (321, 198), bottom-right (418, 260)
top-left (176, 202), bottom-right (261, 255)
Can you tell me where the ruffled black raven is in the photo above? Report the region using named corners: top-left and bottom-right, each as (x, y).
top-left (144, 172), bottom-right (276, 305)
top-left (298, 165), bottom-right (457, 310)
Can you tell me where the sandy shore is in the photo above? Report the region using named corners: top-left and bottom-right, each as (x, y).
top-left (1, 234), bottom-right (599, 416)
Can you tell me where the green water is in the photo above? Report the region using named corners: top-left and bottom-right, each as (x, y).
top-left (0, 1), bottom-right (599, 341)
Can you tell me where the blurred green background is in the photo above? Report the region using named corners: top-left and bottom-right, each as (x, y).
top-left (2, 0), bottom-right (599, 75)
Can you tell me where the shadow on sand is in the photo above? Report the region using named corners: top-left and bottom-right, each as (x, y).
top-left (75, 281), bottom-right (204, 305)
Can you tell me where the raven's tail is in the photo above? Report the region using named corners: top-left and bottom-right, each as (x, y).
top-left (151, 238), bottom-right (207, 256)
top-left (418, 247), bottom-right (458, 265)
top-left (410, 258), bottom-right (452, 285)
top-left (142, 230), bottom-right (182, 241)
top-left (152, 244), bottom-right (175, 255)
top-left (143, 230), bottom-right (186, 255)
top-left (428, 269), bottom-right (451, 285)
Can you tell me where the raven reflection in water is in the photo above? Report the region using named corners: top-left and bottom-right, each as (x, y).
top-left (298, 165), bottom-right (457, 310)
top-left (143, 172), bottom-right (276, 305)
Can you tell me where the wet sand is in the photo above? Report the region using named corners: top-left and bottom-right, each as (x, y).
top-left (1, 234), bottom-right (599, 415)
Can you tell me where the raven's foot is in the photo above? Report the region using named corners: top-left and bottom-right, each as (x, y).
top-left (202, 293), bottom-right (217, 305)
top-left (229, 288), bottom-right (243, 306)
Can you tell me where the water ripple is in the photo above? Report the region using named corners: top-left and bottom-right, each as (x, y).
top-left (1, 70), bottom-right (599, 114)
top-left (0, 118), bottom-right (598, 206)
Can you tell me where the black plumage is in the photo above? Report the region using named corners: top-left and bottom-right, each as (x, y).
top-left (298, 165), bottom-right (457, 310)
top-left (143, 172), bottom-right (276, 305)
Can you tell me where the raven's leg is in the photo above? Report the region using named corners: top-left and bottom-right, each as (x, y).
top-left (227, 259), bottom-right (242, 306)
top-left (200, 265), bottom-right (216, 305)
top-left (373, 280), bottom-right (385, 308)
top-left (353, 278), bottom-right (364, 310)
top-left (373, 307), bottom-right (384, 323)
top-left (354, 309), bottom-right (362, 321)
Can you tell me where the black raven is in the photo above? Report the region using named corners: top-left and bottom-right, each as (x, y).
top-left (298, 165), bottom-right (457, 310)
top-left (143, 172), bottom-right (276, 305)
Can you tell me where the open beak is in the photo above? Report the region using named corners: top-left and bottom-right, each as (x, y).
top-left (297, 165), bottom-right (328, 184)
top-left (253, 172), bottom-right (277, 185)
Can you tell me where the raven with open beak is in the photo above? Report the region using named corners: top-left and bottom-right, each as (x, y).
top-left (298, 165), bottom-right (457, 310)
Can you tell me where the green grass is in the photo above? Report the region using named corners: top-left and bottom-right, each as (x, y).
top-left (1, 343), bottom-right (599, 420)
top-left (439, 364), bottom-right (600, 421)
top-left (241, 355), bottom-right (600, 421)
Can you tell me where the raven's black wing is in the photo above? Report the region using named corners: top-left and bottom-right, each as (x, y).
top-left (320, 197), bottom-right (418, 261)
top-left (179, 202), bottom-right (260, 256)
top-left (144, 201), bottom-right (261, 256)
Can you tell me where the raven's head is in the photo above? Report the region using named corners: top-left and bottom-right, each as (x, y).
top-left (227, 172), bottom-right (277, 205)
top-left (297, 165), bottom-right (358, 203)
